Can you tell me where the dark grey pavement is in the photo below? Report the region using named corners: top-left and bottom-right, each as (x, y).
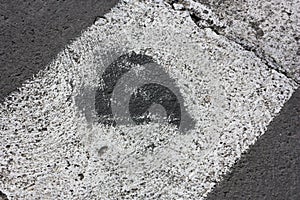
top-left (207, 88), bottom-right (300, 200)
top-left (0, 0), bottom-right (119, 103)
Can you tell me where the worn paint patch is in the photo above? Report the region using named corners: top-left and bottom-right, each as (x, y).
top-left (0, 0), bottom-right (298, 199)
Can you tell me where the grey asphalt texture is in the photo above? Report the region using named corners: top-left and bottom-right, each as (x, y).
top-left (0, 0), bottom-right (299, 199)
top-left (0, 0), bottom-right (118, 103)
top-left (207, 87), bottom-right (300, 200)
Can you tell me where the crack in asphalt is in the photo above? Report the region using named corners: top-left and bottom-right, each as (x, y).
top-left (166, 0), bottom-right (299, 85)
top-left (224, 35), bottom-right (297, 84)
top-left (189, 12), bottom-right (225, 35)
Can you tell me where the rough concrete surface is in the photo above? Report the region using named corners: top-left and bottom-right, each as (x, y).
top-left (0, 0), bottom-right (299, 199)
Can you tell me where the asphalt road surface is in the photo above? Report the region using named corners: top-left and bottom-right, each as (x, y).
top-left (0, 0), bottom-right (299, 199)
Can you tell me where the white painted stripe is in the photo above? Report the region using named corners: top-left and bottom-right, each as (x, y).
top-left (0, 0), bottom-right (298, 199)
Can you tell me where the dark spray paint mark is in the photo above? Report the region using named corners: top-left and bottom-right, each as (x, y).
top-left (95, 53), bottom-right (153, 126)
top-left (95, 52), bottom-right (195, 131)
top-left (129, 83), bottom-right (181, 128)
